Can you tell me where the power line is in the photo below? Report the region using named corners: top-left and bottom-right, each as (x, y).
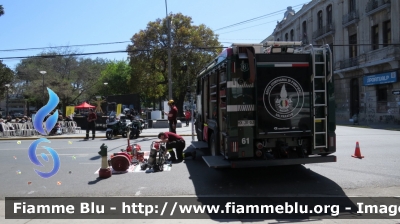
top-left (0, 4), bottom-right (308, 55)
top-left (0, 46), bottom-right (227, 60)
top-left (213, 3), bottom-right (307, 32)
top-left (0, 41), bottom-right (131, 52)
top-left (218, 20), bottom-right (277, 35)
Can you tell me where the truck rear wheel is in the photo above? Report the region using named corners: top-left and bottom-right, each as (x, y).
top-left (195, 122), bottom-right (202, 141)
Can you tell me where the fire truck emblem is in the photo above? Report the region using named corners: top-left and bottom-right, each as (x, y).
top-left (275, 84), bottom-right (292, 112)
top-left (263, 76), bottom-right (304, 120)
top-left (240, 61), bottom-right (249, 72)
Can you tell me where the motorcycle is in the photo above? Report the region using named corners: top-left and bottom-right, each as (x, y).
top-left (105, 111), bottom-right (131, 140)
top-left (129, 115), bottom-right (145, 139)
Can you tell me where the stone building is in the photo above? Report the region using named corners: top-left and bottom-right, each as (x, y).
top-left (264, 0), bottom-right (400, 125)
top-left (0, 94), bottom-right (33, 117)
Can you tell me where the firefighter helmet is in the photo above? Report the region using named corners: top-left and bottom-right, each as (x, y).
top-left (168, 100), bottom-right (174, 106)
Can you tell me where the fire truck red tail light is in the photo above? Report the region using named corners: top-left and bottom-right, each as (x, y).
top-left (256, 142), bottom-right (263, 149)
top-left (255, 150), bottom-right (262, 157)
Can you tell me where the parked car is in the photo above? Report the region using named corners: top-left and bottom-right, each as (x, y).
top-left (12, 113), bottom-right (25, 119)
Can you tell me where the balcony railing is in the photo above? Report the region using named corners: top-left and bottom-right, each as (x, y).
top-left (313, 23), bottom-right (335, 40)
top-left (339, 57), bottom-right (359, 69)
top-left (337, 46), bottom-right (400, 70)
top-left (366, 0), bottom-right (391, 16)
top-left (342, 10), bottom-right (359, 27)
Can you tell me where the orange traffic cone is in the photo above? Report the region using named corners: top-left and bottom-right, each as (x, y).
top-left (351, 142), bottom-right (364, 159)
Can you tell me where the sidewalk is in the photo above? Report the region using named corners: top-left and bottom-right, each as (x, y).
top-left (0, 122), bottom-right (197, 141)
top-left (337, 122), bottom-right (400, 131)
top-left (3, 121), bottom-right (398, 141)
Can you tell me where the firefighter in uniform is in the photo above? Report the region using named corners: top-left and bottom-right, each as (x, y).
top-left (164, 100), bottom-right (178, 133)
top-left (157, 132), bottom-right (196, 162)
top-left (84, 108), bottom-right (97, 140)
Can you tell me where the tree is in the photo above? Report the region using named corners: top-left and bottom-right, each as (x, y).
top-left (0, 60), bottom-right (14, 101)
top-left (15, 47), bottom-right (107, 115)
top-left (127, 13), bottom-right (222, 113)
top-left (0, 5), bottom-right (4, 17)
top-left (95, 60), bottom-right (132, 97)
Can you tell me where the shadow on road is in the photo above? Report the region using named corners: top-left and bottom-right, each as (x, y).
top-left (182, 145), bottom-right (358, 220)
top-left (88, 177), bottom-right (104, 185)
top-left (89, 143), bottom-right (130, 160)
top-left (89, 155), bottom-right (101, 160)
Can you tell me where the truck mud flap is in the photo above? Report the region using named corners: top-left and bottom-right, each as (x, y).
top-left (203, 155), bottom-right (336, 168)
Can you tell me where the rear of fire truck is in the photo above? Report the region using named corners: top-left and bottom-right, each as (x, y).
top-left (196, 41), bottom-right (336, 168)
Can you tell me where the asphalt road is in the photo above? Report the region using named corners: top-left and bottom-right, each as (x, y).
top-left (0, 126), bottom-right (399, 199)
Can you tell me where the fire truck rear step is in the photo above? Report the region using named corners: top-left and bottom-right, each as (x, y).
top-left (203, 155), bottom-right (337, 168)
top-left (191, 141), bottom-right (209, 149)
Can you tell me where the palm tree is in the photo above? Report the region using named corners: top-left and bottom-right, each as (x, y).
top-left (0, 5), bottom-right (4, 17)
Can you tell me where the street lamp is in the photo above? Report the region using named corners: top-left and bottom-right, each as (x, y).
top-left (39, 71), bottom-right (46, 106)
top-left (165, 0), bottom-right (172, 100)
top-left (104, 82), bottom-right (108, 98)
top-left (4, 84), bottom-right (10, 117)
top-left (104, 82), bottom-right (108, 114)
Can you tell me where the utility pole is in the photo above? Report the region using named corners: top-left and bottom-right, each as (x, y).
top-left (4, 84), bottom-right (10, 116)
top-left (40, 71), bottom-right (46, 106)
top-left (165, 0), bottom-right (172, 100)
top-left (191, 94), bottom-right (195, 141)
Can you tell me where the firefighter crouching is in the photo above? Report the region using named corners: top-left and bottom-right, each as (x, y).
top-left (157, 132), bottom-right (196, 162)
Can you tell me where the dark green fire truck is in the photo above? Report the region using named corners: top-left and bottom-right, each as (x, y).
top-left (194, 41), bottom-right (336, 168)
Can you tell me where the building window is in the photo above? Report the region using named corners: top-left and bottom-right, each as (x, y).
top-left (317, 11), bottom-right (323, 29)
top-left (350, 78), bottom-right (359, 117)
top-left (327, 5), bottom-right (332, 25)
top-left (349, 0), bottom-right (356, 13)
top-left (377, 86), bottom-right (387, 101)
top-left (285, 33), bottom-right (288, 41)
top-left (290, 29), bottom-right (294, 41)
top-left (377, 85), bottom-right (388, 113)
top-left (302, 21), bottom-right (308, 44)
top-left (349, 34), bottom-right (357, 58)
top-left (383, 20), bottom-right (391, 47)
top-left (371, 25), bottom-right (379, 50)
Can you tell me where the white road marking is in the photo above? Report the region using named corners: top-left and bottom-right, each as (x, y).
top-left (36, 154), bottom-right (89, 156)
top-left (135, 191), bottom-right (141, 196)
top-left (0, 147), bottom-right (95, 151)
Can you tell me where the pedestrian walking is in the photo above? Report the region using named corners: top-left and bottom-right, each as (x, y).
top-left (184, 109), bottom-right (191, 126)
top-left (84, 108), bottom-right (97, 140)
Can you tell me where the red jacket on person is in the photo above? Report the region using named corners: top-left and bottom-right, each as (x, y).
top-left (168, 106), bottom-right (178, 122)
top-left (185, 111), bottom-right (191, 119)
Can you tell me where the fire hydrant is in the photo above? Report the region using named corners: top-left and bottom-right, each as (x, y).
top-left (98, 143), bottom-right (111, 178)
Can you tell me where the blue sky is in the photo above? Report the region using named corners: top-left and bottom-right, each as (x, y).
top-left (0, 0), bottom-right (309, 71)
